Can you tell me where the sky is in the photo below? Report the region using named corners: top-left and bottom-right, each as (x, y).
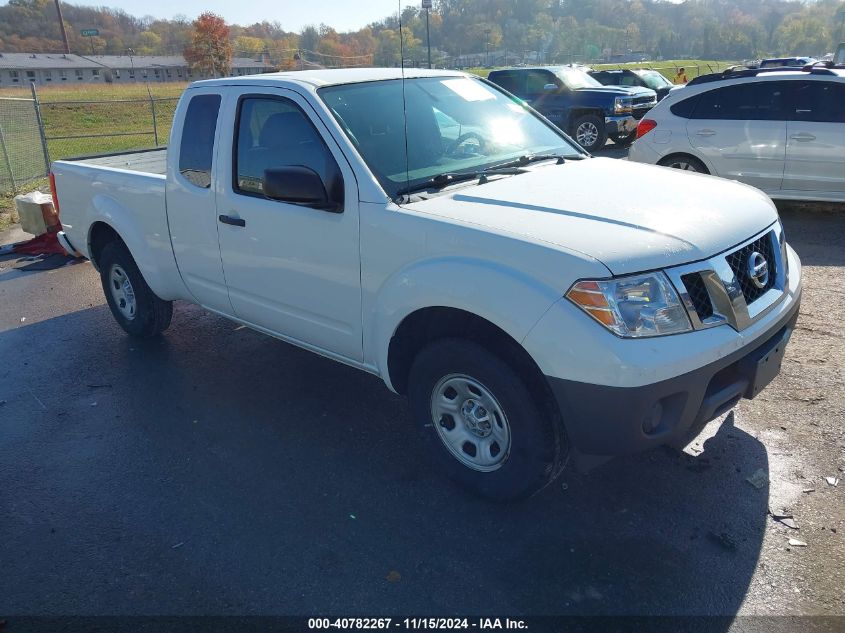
top-left (58, 0), bottom-right (413, 32)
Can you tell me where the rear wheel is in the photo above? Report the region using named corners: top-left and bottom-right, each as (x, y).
top-left (658, 154), bottom-right (709, 174)
top-left (99, 240), bottom-right (173, 338)
top-left (571, 114), bottom-right (607, 153)
top-left (408, 338), bottom-right (567, 501)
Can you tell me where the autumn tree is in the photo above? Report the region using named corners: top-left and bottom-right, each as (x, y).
top-left (184, 12), bottom-right (232, 77)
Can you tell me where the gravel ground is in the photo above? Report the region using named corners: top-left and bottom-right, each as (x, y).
top-left (0, 199), bottom-right (842, 623)
top-left (733, 203), bottom-right (845, 614)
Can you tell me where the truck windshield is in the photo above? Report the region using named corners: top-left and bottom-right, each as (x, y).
top-left (319, 76), bottom-right (581, 199)
top-left (553, 68), bottom-right (604, 90)
top-left (637, 71), bottom-right (672, 90)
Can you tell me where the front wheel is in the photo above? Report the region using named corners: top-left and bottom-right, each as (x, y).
top-left (408, 338), bottom-right (567, 501)
top-left (609, 131), bottom-right (636, 147)
top-left (99, 240), bottom-right (173, 338)
top-left (571, 114), bottom-right (607, 153)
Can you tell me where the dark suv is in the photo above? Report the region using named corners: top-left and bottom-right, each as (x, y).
top-left (488, 66), bottom-right (657, 152)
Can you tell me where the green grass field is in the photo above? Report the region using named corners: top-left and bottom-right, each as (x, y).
top-left (1, 61), bottom-right (736, 172)
top-left (0, 82), bottom-right (188, 175)
top-left (1, 62), bottom-right (734, 219)
top-left (0, 82), bottom-right (190, 217)
top-left (0, 82), bottom-right (188, 101)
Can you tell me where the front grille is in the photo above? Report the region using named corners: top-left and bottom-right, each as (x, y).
top-left (681, 273), bottom-right (714, 320)
top-left (725, 231), bottom-right (777, 304)
top-left (632, 97), bottom-right (656, 120)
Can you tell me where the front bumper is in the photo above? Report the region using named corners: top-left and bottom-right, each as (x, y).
top-left (605, 115), bottom-right (637, 135)
top-left (546, 291), bottom-right (801, 457)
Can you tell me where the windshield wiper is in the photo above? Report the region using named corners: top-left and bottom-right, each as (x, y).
top-left (394, 166), bottom-right (527, 199)
top-left (496, 153), bottom-right (567, 168)
top-left (393, 153), bottom-right (580, 200)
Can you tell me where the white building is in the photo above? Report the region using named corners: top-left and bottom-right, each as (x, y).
top-left (0, 52), bottom-right (273, 87)
top-left (0, 52), bottom-right (105, 87)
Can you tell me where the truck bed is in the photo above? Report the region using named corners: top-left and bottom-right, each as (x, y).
top-left (64, 148), bottom-right (167, 176)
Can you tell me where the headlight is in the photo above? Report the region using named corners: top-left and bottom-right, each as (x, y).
top-left (566, 272), bottom-right (692, 338)
top-left (614, 97), bottom-right (633, 113)
top-left (778, 219), bottom-right (789, 278)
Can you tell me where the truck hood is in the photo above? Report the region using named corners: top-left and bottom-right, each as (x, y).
top-left (574, 85), bottom-right (655, 99)
top-left (402, 157), bottom-right (778, 276)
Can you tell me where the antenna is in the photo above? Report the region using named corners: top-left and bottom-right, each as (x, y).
top-left (399, 0), bottom-right (410, 200)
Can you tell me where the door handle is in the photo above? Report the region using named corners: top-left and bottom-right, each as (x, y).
top-left (218, 214), bottom-right (246, 227)
top-left (790, 133), bottom-right (816, 142)
top-left (695, 129), bottom-right (716, 137)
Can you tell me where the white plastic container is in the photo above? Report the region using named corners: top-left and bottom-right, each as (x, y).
top-left (14, 191), bottom-right (57, 236)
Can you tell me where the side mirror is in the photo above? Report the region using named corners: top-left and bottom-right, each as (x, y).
top-left (263, 166), bottom-right (341, 212)
top-left (543, 83), bottom-right (558, 91)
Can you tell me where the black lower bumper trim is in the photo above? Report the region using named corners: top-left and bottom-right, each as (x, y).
top-left (546, 294), bottom-right (801, 457)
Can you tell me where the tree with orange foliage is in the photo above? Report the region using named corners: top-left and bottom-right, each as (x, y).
top-left (184, 12), bottom-right (232, 78)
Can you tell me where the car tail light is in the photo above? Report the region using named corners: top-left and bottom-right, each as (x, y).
top-left (49, 171), bottom-right (60, 215)
top-left (637, 118), bottom-right (657, 139)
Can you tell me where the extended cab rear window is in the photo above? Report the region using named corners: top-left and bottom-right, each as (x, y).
top-left (179, 94), bottom-right (221, 188)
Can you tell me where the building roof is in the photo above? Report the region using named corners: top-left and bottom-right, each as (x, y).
top-left (0, 52), bottom-right (102, 69)
top-left (82, 55), bottom-right (271, 69)
top-left (231, 57), bottom-right (272, 69)
top-left (0, 52), bottom-right (272, 71)
top-left (86, 54), bottom-right (186, 68)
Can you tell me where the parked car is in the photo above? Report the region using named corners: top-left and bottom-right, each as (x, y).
top-left (51, 68), bottom-right (801, 500)
top-left (589, 68), bottom-right (674, 100)
top-left (759, 56), bottom-right (816, 68)
top-left (487, 66), bottom-right (657, 151)
top-left (630, 68), bottom-right (845, 202)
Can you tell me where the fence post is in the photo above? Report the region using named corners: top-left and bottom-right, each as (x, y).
top-left (147, 86), bottom-right (159, 146)
top-left (0, 118), bottom-right (18, 193)
top-left (30, 82), bottom-right (51, 176)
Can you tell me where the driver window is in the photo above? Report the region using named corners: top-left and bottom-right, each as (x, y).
top-left (234, 96), bottom-right (343, 202)
top-left (525, 71), bottom-right (553, 94)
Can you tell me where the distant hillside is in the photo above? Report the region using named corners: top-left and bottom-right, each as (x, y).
top-left (1, 0), bottom-right (843, 66)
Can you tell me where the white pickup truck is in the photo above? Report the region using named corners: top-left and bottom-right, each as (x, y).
top-left (51, 68), bottom-right (802, 500)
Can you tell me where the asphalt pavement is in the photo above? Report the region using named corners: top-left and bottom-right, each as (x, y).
top-left (1, 176), bottom-right (843, 622)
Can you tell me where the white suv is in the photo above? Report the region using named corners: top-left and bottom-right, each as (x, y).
top-left (629, 69), bottom-right (845, 202)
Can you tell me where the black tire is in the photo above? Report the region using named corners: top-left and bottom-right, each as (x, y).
top-left (658, 154), bottom-right (709, 174)
top-left (571, 113), bottom-right (607, 153)
top-left (99, 240), bottom-right (173, 338)
top-left (609, 131), bottom-right (636, 147)
top-left (408, 338), bottom-right (567, 501)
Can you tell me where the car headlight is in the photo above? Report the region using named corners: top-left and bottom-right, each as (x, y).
top-left (614, 97), bottom-right (633, 113)
top-left (566, 272), bottom-right (692, 338)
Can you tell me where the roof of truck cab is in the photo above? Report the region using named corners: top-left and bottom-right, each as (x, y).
top-left (190, 67), bottom-right (468, 90)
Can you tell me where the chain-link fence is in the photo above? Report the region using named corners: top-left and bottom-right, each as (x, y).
top-left (39, 95), bottom-right (180, 164)
top-left (0, 89), bottom-right (181, 194)
top-left (0, 97), bottom-right (48, 194)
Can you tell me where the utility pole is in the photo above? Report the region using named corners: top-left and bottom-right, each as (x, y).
top-left (54, 0), bottom-right (70, 54)
top-left (425, 6), bottom-right (432, 69)
top-left (485, 29), bottom-right (491, 67)
top-left (421, 0), bottom-right (433, 69)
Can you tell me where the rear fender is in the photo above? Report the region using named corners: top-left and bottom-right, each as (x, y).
top-left (86, 194), bottom-right (188, 301)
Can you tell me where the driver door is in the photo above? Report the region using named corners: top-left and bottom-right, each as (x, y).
top-left (214, 89), bottom-right (363, 362)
